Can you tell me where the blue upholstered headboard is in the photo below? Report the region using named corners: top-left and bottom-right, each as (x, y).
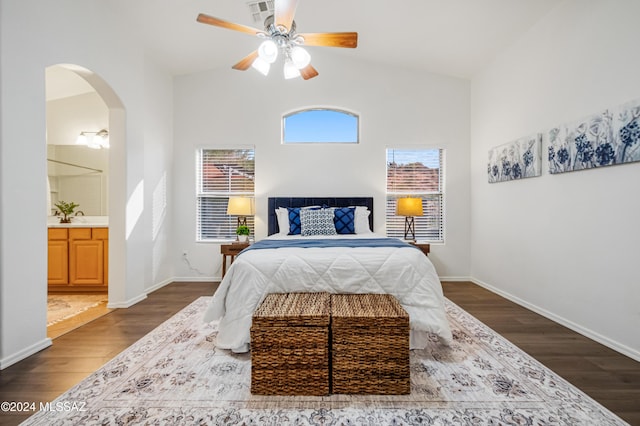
top-left (267, 197), bottom-right (374, 236)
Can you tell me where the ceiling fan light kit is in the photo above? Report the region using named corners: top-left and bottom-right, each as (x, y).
top-left (251, 57), bottom-right (271, 76)
top-left (290, 46), bottom-right (311, 69)
top-left (258, 39), bottom-right (278, 63)
top-left (283, 60), bottom-right (301, 79)
top-left (197, 0), bottom-right (357, 80)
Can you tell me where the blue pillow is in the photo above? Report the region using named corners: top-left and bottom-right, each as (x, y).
top-left (287, 207), bottom-right (302, 235)
top-left (333, 207), bottom-right (355, 234)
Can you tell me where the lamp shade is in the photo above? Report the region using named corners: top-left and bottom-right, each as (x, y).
top-left (251, 57), bottom-right (271, 76)
top-left (258, 40), bottom-right (278, 64)
top-left (290, 46), bottom-right (311, 69)
top-left (283, 59), bottom-right (301, 79)
top-left (396, 197), bottom-right (423, 217)
top-left (76, 133), bottom-right (88, 146)
top-left (227, 197), bottom-right (255, 216)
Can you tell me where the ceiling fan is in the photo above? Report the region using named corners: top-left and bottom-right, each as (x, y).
top-left (197, 0), bottom-right (358, 80)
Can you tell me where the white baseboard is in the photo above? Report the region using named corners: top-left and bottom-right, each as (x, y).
top-left (470, 277), bottom-right (640, 363)
top-left (172, 276), bottom-right (219, 282)
top-left (144, 277), bottom-right (174, 294)
top-left (107, 277), bottom-right (216, 309)
top-left (439, 276), bottom-right (471, 282)
top-left (0, 338), bottom-right (52, 370)
top-left (107, 293), bottom-right (147, 309)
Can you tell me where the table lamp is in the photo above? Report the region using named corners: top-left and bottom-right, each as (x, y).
top-left (396, 197), bottom-right (423, 241)
top-left (227, 197), bottom-right (255, 228)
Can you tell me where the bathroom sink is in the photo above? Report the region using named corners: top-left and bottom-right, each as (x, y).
top-left (47, 215), bottom-right (109, 227)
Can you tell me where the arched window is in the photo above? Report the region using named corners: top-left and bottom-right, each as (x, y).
top-left (282, 108), bottom-right (359, 143)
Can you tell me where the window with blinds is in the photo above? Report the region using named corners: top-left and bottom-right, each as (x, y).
top-left (196, 148), bottom-right (255, 241)
top-left (386, 148), bottom-right (444, 242)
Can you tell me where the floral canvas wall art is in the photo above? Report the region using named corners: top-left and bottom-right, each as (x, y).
top-left (548, 99), bottom-right (640, 174)
top-left (488, 133), bottom-right (542, 183)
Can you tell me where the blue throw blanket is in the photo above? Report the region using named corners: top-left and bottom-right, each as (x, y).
top-left (241, 238), bottom-right (419, 254)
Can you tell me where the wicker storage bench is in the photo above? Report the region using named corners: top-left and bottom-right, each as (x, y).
top-left (251, 292), bottom-right (330, 395)
top-left (331, 293), bottom-right (410, 394)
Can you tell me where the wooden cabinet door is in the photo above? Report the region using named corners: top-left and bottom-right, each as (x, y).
top-left (48, 228), bottom-right (69, 286)
top-left (69, 228), bottom-right (104, 286)
top-left (69, 239), bottom-right (104, 285)
top-left (48, 240), bottom-right (69, 285)
top-left (93, 228), bottom-right (109, 285)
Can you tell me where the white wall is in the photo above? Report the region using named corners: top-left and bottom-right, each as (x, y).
top-left (173, 51), bottom-right (471, 281)
top-left (144, 56), bottom-right (175, 291)
top-left (0, 0), bottom-right (174, 368)
top-left (470, 0), bottom-right (640, 360)
top-left (47, 92), bottom-right (109, 146)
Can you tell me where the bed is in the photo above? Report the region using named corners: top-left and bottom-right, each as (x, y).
top-left (203, 197), bottom-right (452, 352)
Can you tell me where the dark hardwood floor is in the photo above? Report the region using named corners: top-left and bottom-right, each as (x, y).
top-left (443, 281), bottom-right (640, 425)
top-left (1, 281), bottom-right (638, 425)
top-left (0, 282), bottom-right (218, 425)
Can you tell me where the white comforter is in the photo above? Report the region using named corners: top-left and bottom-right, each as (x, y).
top-left (203, 234), bottom-right (452, 351)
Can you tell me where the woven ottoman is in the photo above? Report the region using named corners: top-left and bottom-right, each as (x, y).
top-left (331, 293), bottom-right (410, 394)
top-left (250, 292), bottom-right (330, 395)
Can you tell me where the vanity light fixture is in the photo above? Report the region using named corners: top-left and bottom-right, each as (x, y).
top-left (76, 129), bottom-right (109, 149)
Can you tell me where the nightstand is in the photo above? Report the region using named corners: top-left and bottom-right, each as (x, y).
top-left (409, 242), bottom-right (430, 256)
top-left (221, 242), bottom-right (249, 278)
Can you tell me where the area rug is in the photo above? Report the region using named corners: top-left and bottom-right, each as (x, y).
top-left (24, 297), bottom-right (627, 425)
top-left (47, 294), bottom-right (108, 326)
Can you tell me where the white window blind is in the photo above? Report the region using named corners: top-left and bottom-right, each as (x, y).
top-left (386, 148), bottom-right (444, 242)
top-left (196, 148), bottom-right (255, 241)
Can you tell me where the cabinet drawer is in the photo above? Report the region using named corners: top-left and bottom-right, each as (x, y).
top-left (93, 228), bottom-right (109, 240)
top-left (48, 228), bottom-right (68, 240)
top-left (221, 243), bottom-right (249, 255)
top-left (69, 228), bottom-right (92, 240)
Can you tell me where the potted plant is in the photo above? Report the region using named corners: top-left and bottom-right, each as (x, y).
top-left (54, 200), bottom-right (80, 223)
top-left (236, 225), bottom-right (250, 242)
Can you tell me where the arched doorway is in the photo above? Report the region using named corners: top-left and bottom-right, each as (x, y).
top-left (45, 64), bottom-right (126, 336)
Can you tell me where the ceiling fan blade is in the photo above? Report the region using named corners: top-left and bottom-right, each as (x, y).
top-left (298, 32), bottom-right (358, 48)
top-left (274, 0), bottom-right (298, 32)
top-left (300, 64), bottom-right (319, 80)
top-left (196, 13), bottom-right (262, 36)
top-left (232, 50), bottom-right (259, 71)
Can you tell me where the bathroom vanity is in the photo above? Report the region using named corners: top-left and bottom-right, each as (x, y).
top-left (48, 217), bottom-right (108, 292)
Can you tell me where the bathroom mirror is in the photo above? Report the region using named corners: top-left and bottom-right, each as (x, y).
top-left (48, 145), bottom-right (108, 216)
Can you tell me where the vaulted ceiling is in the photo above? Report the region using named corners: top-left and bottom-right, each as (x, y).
top-left (114, 0), bottom-right (562, 79)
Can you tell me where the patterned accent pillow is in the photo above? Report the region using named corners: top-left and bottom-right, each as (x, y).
top-left (287, 206), bottom-right (321, 235)
top-left (333, 207), bottom-right (355, 234)
top-left (300, 208), bottom-right (337, 236)
top-left (287, 207), bottom-right (302, 235)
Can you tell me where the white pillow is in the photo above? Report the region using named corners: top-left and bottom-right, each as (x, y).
top-left (275, 207), bottom-right (289, 235)
top-left (352, 206), bottom-right (372, 234)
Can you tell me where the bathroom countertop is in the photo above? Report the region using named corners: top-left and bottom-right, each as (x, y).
top-left (48, 216), bottom-right (109, 228)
